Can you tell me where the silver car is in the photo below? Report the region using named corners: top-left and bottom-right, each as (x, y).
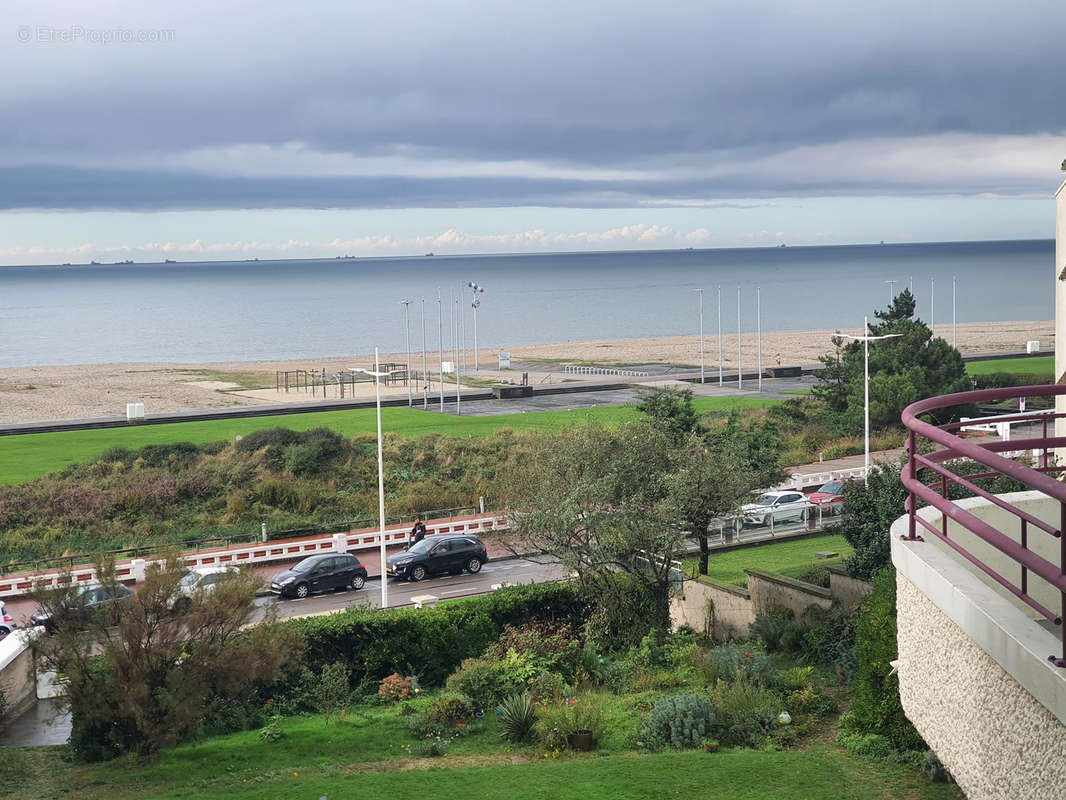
top-left (741, 490), bottom-right (811, 527)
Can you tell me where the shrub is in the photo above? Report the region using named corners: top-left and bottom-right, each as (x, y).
top-left (703, 643), bottom-right (777, 687)
top-left (529, 670), bottom-right (569, 703)
top-left (423, 694), bottom-right (474, 727)
top-left (378, 673), bottom-right (414, 703)
top-left (642, 692), bottom-right (717, 750)
top-left (600, 659), bottom-right (635, 694)
top-left (800, 605), bottom-right (858, 680)
top-left (484, 622), bottom-right (583, 680)
top-left (257, 714), bottom-right (285, 743)
top-left (535, 694), bottom-right (605, 751)
top-left (836, 730), bottom-right (895, 760)
top-left (316, 662), bottom-right (351, 723)
top-left (446, 658), bottom-right (513, 711)
top-left (498, 694), bottom-right (537, 742)
top-left (748, 614), bottom-right (793, 653)
top-left (845, 568), bottom-right (924, 751)
top-left (291, 581), bottom-right (589, 692)
top-left (711, 675), bottom-right (781, 746)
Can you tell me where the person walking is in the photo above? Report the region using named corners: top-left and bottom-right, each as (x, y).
top-left (410, 515), bottom-right (427, 546)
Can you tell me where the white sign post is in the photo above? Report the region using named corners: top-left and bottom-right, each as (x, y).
top-left (498, 352), bottom-right (511, 369)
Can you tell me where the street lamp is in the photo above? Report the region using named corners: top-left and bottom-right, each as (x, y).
top-left (694, 288), bottom-right (705, 384)
top-left (437, 289), bottom-right (444, 412)
top-left (400, 300), bottom-right (412, 407)
top-left (756, 286), bottom-right (762, 393)
top-left (420, 298), bottom-right (428, 410)
top-left (467, 282), bottom-right (485, 371)
top-left (737, 286), bottom-right (743, 391)
top-left (350, 349), bottom-right (405, 608)
top-left (885, 280), bottom-right (897, 303)
top-left (838, 317), bottom-right (903, 484)
top-left (717, 285), bottom-right (723, 387)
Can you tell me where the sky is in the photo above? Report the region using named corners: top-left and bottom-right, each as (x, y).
top-left (1, 0), bottom-right (1064, 265)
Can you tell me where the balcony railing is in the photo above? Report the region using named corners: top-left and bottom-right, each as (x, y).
top-left (901, 384), bottom-right (1066, 667)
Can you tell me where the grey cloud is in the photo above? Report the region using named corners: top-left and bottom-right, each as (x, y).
top-left (1, 0), bottom-right (1064, 209)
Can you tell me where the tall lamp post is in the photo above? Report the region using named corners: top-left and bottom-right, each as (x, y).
top-left (885, 280), bottom-right (897, 303)
top-left (717, 285), bottom-right (723, 387)
top-left (737, 286), bottom-right (743, 391)
top-left (467, 282), bottom-right (484, 371)
top-left (454, 292), bottom-right (461, 416)
top-left (420, 298), bottom-right (428, 410)
top-left (350, 349), bottom-right (404, 608)
top-left (437, 289), bottom-right (444, 412)
top-left (695, 288), bottom-right (705, 383)
top-left (838, 318), bottom-right (903, 484)
top-left (756, 286), bottom-right (762, 393)
top-left (952, 274), bottom-right (957, 348)
top-left (400, 300), bottom-right (412, 407)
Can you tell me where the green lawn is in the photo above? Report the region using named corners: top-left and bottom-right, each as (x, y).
top-left (964, 355), bottom-right (1053, 377)
top-left (0, 397), bottom-right (776, 486)
top-left (4, 721), bottom-right (960, 800)
top-left (684, 533), bottom-right (853, 586)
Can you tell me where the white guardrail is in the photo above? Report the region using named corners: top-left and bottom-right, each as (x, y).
top-left (0, 514), bottom-right (511, 599)
top-left (562, 366), bottom-right (649, 377)
top-left (774, 467), bottom-right (867, 491)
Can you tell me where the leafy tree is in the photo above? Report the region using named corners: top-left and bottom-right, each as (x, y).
top-left (667, 432), bottom-right (756, 576)
top-left (704, 410), bottom-right (785, 492)
top-left (637, 387), bottom-right (699, 439)
top-left (31, 560), bottom-right (302, 760)
top-left (815, 289), bottom-right (971, 432)
top-left (503, 422), bottom-right (682, 607)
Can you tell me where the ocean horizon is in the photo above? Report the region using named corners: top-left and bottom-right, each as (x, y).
top-left (0, 238), bottom-right (1053, 368)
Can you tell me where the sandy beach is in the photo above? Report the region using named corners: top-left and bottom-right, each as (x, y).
top-left (0, 320), bottom-right (1052, 424)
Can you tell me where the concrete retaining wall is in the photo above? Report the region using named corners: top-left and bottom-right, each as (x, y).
top-left (0, 633), bottom-right (35, 722)
top-left (669, 568), bottom-right (868, 640)
top-left (670, 579), bottom-right (755, 640)
top-left (827, 566), bottom-right (873, 611)
top-left (745, 569), bottom-right (833, 617)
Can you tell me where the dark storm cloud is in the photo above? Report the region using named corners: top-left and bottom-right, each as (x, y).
top-left (2, 0), bottom-right (1064, 209)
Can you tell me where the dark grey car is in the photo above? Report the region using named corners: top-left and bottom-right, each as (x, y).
top-left (385, 535), bottom-right (487, 582)
top-left (270, 553), bottom-right (368, 599)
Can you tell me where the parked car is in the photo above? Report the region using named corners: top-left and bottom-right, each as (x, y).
top-left (30, 583), bottom-right (135, 632)
top-left (741, 490), bottom-right (811, 527)
top-left (808, 480), bottom-right (846, 514)
top-left (0, 601), bottom-right (17, 640)
top-left (386, 534), bottom-right (488, 582)
top-left (270, 553), bottom-right (367, 599)
top-left (171, 565), bottom-right (241, 609)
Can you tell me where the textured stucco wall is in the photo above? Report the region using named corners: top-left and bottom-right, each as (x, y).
top-left (897, 573), bottom-right (1066, 800)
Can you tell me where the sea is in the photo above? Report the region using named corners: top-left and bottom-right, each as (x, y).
top-left (0, 239), bottom-right (1054, 368)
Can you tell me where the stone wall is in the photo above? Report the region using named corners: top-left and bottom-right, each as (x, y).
top-left (897, 573), bottom-right (1066, 800)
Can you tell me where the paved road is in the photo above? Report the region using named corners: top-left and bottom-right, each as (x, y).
top-left (250, 556), bottom-right (567, 622)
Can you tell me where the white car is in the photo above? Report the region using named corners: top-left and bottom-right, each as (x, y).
top-left (741, 490), bottom-right (811, 527)
top-left (172, 566), bottom-right (240, 609)
top-left (0, 600), bottom-right (17, 640)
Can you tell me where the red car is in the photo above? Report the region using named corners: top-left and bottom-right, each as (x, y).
top-left (808, 480), bottom-right (845, 514)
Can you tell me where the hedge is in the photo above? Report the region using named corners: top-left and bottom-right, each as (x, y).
top-left (844, 567), bottom-right (924, 750)
top-left (288, 581), bottom-right (591, 689)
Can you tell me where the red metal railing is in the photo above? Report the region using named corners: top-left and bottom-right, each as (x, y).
top-left (901, 384), bottom-right (1066, 667)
